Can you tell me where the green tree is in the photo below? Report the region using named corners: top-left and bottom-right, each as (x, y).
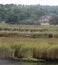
top-left (50, 14), bottom-right (58, 25)
top-left (6, 14), bottom-right (19, 24)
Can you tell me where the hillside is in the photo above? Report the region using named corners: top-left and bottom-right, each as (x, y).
top-left (0, 4), bottom-right (58, 25)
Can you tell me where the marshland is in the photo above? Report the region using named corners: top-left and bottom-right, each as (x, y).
top-left (0, 25), bottom-right (58, 65)
top-left (0, 24), bottom-right (58, 61)
top-left (0, 4), bottom-right (58, 65)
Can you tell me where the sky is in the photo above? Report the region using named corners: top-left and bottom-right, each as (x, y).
top-left (0, 0), bottom-right (58, 6)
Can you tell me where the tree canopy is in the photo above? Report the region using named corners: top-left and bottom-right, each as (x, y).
top-left (0, 4), bottom-right (58, 25)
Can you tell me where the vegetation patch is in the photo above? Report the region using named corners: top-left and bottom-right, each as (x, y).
top-left (0, 37), bottom-right (58, 60)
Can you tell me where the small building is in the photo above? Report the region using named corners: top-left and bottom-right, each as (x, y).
top-left (39, 16), bottom-right (52, 25)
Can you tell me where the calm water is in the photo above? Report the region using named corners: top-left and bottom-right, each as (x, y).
top-left (0, 59), bottom-right (58, 65)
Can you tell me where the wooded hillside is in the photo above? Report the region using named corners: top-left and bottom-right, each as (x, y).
top-left (0, 4), bottom-right (58, 25)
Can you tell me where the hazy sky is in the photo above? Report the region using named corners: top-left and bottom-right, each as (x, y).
top-left (0, 0), bottom-right (58, 6)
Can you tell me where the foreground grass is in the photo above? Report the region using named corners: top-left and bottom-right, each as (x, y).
top-left (0, 37), bottom-right (58, 60)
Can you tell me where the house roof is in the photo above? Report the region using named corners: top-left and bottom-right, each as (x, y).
top-left (40, 16), bottom-right (52, 23)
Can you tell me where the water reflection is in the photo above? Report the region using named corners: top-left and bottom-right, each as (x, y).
top-left (0, 59), bottom-right (58, 65)
top-left (37, 62), bottom-right (58, 65)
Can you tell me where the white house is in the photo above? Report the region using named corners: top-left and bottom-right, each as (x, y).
top-left (39, 16), bottom-right (52, 25)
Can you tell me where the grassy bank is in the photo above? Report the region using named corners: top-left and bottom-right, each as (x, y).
top-left (0, 24), bottom-right (58, 38)
top-left (0, 32), bottom-right (58, 38)
top-left (0, 37), bottom-right (58, 60)
top-left (0, 24), bottom-right (58, 32)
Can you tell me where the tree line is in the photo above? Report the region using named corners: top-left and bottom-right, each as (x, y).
top-left (0, 4), bottom-right (58, 25)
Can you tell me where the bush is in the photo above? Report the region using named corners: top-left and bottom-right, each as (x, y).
top-left (31, 33), bottom-right (53, 38)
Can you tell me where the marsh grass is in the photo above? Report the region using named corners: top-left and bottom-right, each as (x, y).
top-left (0, 37), bottom-right (58, 60)
top-left (0, 24), bottom-right (58, 60)
top-left (0, 32), bottom-right (58, 38)
top-left (0, 24), bottom-right (58, 32)
top-left (0, 24), bottom-right (58, 38)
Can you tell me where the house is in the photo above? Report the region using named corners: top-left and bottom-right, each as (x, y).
top-left (39, 16), bottom-right (52, 25)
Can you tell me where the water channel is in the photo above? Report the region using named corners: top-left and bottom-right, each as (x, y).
top-left (0, 59), bottom-right (58, 65)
